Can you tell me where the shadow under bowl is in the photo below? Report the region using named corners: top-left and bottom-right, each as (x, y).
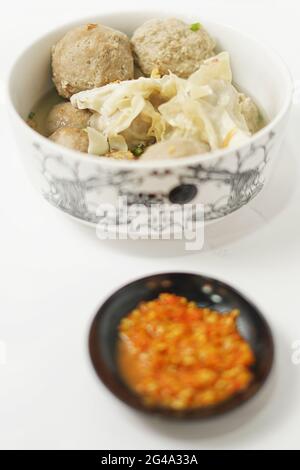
top-left (89, 272), bottom-right (274, 419)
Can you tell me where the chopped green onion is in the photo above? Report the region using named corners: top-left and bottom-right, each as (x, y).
top-left (28, 111), bottom-right (35, 120)
top-left (258, 112), bottom-right (264, 124)
top-left (190, 22), bottom-right (202, 32)
top-left (132, 144), bottom-right (145, 157)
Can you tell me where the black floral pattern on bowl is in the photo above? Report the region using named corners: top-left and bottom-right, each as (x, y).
top-left (32, 131), bottom-right (275, 227)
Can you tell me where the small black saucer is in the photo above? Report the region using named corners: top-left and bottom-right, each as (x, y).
top-left (89, 272), bottom-right (274, 419)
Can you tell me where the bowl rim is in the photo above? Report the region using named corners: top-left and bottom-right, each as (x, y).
top-left (6, 9), bottom-right (294, 170)
top-left (88, 270), bottom-right (275, 419)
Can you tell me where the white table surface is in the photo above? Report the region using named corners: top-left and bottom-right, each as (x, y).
top-left (0, 0), bottom-right (300, 450)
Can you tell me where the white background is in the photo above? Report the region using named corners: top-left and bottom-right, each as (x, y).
top-left (0, 0), bottom-right (300, 450)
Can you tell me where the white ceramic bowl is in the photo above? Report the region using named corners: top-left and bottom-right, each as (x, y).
top-left (7, 11), bottom-right (293, 229)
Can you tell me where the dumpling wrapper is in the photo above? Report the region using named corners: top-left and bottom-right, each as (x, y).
top-left (87, 128), bottom-right (109, 155)
top-left (71, 52), bottom-right (253, 156)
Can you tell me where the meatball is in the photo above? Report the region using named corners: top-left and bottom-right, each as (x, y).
top-left (239, 94), bottom-right (264, 134)
top-left (46, 102), bottom-right (92, 136)
top-left (49, 127), bottom-right (89, 153)
top-left (140, 138), bottom-right (208, 160)
top-left (52, 24), bottom-right (134, 98)
top-left (131, 18), bottom-right (216, 78)
top-left (134, 64), bottom-right (144, 79)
